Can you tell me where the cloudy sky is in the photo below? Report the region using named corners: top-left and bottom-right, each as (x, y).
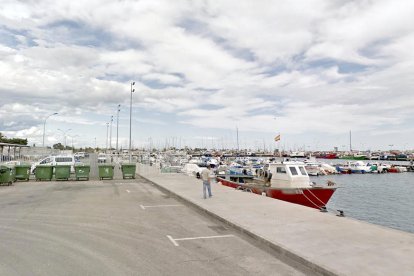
top-left (1, 0), bottom-right (413, 151)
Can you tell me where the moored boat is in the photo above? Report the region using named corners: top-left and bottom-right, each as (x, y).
top-left (217, 161), bottom-right (337, 209)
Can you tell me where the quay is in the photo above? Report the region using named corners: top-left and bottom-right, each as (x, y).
top-left (137, 164), bottom-right (414, 276)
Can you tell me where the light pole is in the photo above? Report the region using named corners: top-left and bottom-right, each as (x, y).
top-left (57, 128), bottom-right (71, 149)
top-left (70, 135), bottom-right (79, 150)
top-left (42, 112), bottom-right (58, 147)
top-left (106, 122), bottom-right (109, 151)
top-left (109, 115), bottom-right (113, 151)
top-left (116, 104), bottom-right (120, 153)
top-left (129, 82), bottom-right (135, 162)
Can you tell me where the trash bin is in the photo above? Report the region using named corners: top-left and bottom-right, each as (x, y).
top-left (0, 165), bottom-right (15, 185)
top-left (35, 165), bottom-right (54, 181)
top-left (121, 163), bottom-right (136, 179)
top-left (55, 165), bottom-right (71, 180)
top-left (75, 164), bottom-right (90, 181)
top-left (98, 164), bottom-right (114, 180)
top-left (15, 164), bottom-right (31, 181)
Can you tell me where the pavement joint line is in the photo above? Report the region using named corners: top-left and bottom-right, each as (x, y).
top-left (140, 204), bottom-right (183, 210)
top-left (167, 234), bottom-right (234, 247)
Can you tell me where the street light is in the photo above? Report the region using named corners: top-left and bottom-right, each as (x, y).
top-left (106, 122), bottom-right (109, 151)
top-left (129, 82), bottom-right (135, 162)
top-left (57, 128), bottom-right (71, 149)
top-left (42, 112), bottom-right (58, 147)
top-left (109, 115), bottom-right (113, 151)
top-left (70, 135), bottom-right (79, 149)
top-left (116, 104), bottom-right (121, 153)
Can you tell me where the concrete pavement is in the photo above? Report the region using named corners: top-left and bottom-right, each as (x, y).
top-left (137, 164), bottom-right (414, 276)
top-left (0, 175), bottom-right (306, 275)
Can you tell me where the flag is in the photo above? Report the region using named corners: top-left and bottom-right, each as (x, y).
top-left (274, 134), bottom-right (280, 142)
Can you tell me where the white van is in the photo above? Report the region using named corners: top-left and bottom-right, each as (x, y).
top-left (31, 155), bottom-right (76, 174)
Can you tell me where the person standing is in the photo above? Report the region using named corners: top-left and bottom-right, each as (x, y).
top-left (201, 165), bottom-right (213, 199)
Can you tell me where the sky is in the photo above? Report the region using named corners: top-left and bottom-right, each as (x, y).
top-left (0, 0), bottom-right (413, 151)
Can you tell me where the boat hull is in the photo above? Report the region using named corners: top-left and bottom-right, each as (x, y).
top-left (218, 177), bottom-right (336, 209)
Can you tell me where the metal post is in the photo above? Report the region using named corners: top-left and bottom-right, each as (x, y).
top-left (106, 122), bottom-right (109, 150)
top-left (42, 112), bottom-right (58, 147)
top-left (116, 104), bottom-right (120, 153)
top-left (109, 115), bottom-right (113, 151)
top-left (129, 82), bottom-right (135, 163)
top-left (57, 128), bottom-right (71, 150)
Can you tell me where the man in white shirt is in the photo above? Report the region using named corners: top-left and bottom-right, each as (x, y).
top-left (200, 165), bottom-right (213, 199)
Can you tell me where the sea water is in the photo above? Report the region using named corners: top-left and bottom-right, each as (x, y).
top-left (314, 171), bottom-right (414, 234)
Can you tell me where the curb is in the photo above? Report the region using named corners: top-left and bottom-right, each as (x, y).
top-left (137, 173), bottom-right (337, 276)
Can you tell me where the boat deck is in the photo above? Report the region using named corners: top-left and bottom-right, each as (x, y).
top-left (137, 164), bottom-right (414, 276)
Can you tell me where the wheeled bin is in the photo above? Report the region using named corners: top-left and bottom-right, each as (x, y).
top-left (0, 165), bottom-right (15, 185)
top-left (75, 164), bottom-right (90, 181)
top-left (121, 163), bottom-right (136, 179)
top-left (55, 165), bottom-right (71, 180)
top-left (35, 165), bottom-right (54, 181)
top-left (98, 164), bottom-right (114, 180)
top-left (15, 164), bottom-right (31, 181)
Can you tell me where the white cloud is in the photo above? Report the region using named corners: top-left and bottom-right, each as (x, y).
top-left (0, 0), bottom-right (413, 150)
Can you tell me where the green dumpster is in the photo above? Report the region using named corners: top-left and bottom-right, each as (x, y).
top-left (0, 165), bottom-right (15, 186)
top-left (98, 164), bottom-right (114, 180)
top-left (121, 163), bottom-right (136, 179)
top-left (15, 164), bottom-right (31, 181)
top-left (55, 165), bottom-right (71, 181)
top-left (75, 164), bottom-right (90, 181)
top-left (35, 165), bottom-right (54, 181)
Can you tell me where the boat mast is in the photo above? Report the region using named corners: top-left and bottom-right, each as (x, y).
top-left (236, 127), bottom-right (239, 153)
top-left (349, 130), bottom-right (352, 152)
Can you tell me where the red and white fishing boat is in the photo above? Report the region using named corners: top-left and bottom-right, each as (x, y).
top-left (217, 161), bottom-right (337, 209)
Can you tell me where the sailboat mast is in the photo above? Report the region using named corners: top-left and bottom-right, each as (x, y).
top-left (236, 127), bottom-right (239, 153)
top-left (349, 130), bottom-right (352, 152)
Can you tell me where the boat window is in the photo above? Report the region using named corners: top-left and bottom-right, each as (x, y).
top-left (299, 166), bottom-right (307, 175)
top-left (276, 167), bottom-right (286, 173)
top-left (289, 166), bottom-right (298, 175)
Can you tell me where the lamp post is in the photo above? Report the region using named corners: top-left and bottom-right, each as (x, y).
top-left (109, 115), bottom-right (113, 152)
top-left (70, 135), bottom-right (79, 150)
top-left (42, 112), bottom-right (58, 147)
top-left (116, 104), bottom-right (120, 153)
top-left (106, 122), bottom-right (109, 151)
top-left (129, 82), bottom-right (135, 163)
top-left (57, 128), bottom-right (71, 149)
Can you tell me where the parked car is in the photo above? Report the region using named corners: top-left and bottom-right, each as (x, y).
top-left (30, 155), bottom-right (76, 174)
top-left (74, 152), bottom-right (86, 158)
top-left (97, 153), bottom-right (107, 163)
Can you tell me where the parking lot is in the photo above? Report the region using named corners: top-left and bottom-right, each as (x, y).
top-left (0, 170), bottom-right (308, 275)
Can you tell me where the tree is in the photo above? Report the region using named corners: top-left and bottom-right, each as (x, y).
top-left (53, 143), bottom-right (64, 150)
top-left (0, 132), bottom-right (28, 145)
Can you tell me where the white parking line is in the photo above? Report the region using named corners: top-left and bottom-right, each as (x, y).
top-left (126, 190), bottom-right (130, 193)
top-left (166, 234), bottom-right (235, 246)
top-left (140, 204), bottom-right (183, 210)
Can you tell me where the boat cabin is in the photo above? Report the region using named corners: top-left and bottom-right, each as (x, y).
top-left (268, 162), bottom-right (312, 188)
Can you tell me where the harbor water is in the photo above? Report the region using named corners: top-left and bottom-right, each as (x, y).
top-left (314, 170), bottom-right (414, 234)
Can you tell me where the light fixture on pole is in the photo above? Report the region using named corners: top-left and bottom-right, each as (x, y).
top-left (116, 104), bottom-right (120, 153)
top-left (129, 82), bottom-right (135, 163)
top-left (109, 115), bottom-right (113, 151)
top-left (57, 128), bottom-right (71, 149)
top-left (42, 112), bottom-right (58, 147)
